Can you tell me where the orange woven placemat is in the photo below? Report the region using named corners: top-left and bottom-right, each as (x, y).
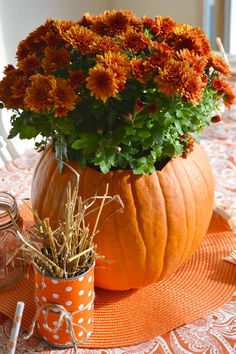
top-left (0, 210), bottom-right (235, 348)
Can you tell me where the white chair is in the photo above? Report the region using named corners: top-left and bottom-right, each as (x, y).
top-left (0, 110), bottom-right (34, 167)
top-left (0, 111), bottom-right (19, 166)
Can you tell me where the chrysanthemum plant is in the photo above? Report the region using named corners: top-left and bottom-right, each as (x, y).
top-left (0, 10), bottom-right (235, 174)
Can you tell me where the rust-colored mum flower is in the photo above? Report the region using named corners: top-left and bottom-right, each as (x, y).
top-left (97, 51), bottom-right (131, 90)
top-left (208, 52), bottom-right (230, 76)
top-left (11, 76), bottom-right (28, 100)
top-left (142, 16), bottom-right (156, 29)
top-left (78, 13), bottom-right (94, 29)
top-left (42, 46), bottom-right (70, 73)
top-left (152, 16), bottom-right (176, 40)
top-left (17, 20), bottom-right (57, 60)
top-left (3, 64), bottom-right (15, 74)
top-left (130, 57), bottom-right (147, 83)
top-left (54, 20), bottom-right (75, 37)
top-left (176, 49), bottom-right (207, 75)
top-left (18, 54), bottom-right (41, 75)
top-left (212, 78), bottom-right (226, 93)
top-left (69, 70), bottom-right (85, 89)
top-left (91, 36), bottom-right (120, 54)
top-left (103, 10), bottom-right (130, 35)
top-left (121, 28), bottom-right (150, 53)
top-left (24, 74), bottom-right (54, 112)
top-left (86, 64), bottom-right (119, 102)
top-left (223, 84), bottom-right (235, 108)
top-left (0, 68), bottom-right (26, 109)
top-left (155, 59), bottom-right (204, 103)
top-left (62, 25), bottom-right (95, 55)
top-left (0, 65), bottom-right (26, 106)
top-left (52, 78), bottom-right (78, 117)
top-left (145, 42), bottom-right (173, 72)
top-left (170, 27), bottom-right (211, 57)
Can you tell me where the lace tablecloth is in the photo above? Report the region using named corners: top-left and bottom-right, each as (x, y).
top-left (1, 86), bottom-right (236, 353)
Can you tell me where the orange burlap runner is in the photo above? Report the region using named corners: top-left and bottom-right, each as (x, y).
top-left (0, 208), bottom-right (235, 348)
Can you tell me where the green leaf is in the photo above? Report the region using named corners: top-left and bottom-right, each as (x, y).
top-left (71, 133), bottom-right (98, 154)
top-left (19, 125), bottom-right (38, 139)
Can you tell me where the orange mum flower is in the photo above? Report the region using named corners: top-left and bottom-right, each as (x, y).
top-left (223, 84), bottom-right (235, 108)
top-left (145, 43), bottom-right (173, 71)
top-left (91, 36), bottom-right (120, 54)
top-left (42, 46), bottom-right (70, 73)
top-left (97, 51), bottom-right (130, 90)
top-left (212, 78), bottom-right (226, 93)
top-left (176, 49), bottom-right (207, 75)
top-left (86, 64), bottom-right (118, 102)
top-left (208, 52), bottom-right (230, 76)
top-left (17, 20), bottom-right (56, 59)
top-left (103, 10), bottom-right (130, 35)
top-left (78, 13), bottom-right (94, 29)
top-left (152, 16), bottom-right (176, 40)
top-left (52, 78), bottom-right (78, 117)
top-left (24, 74), bottom-right (54, 112)
top-left (121, 28), bottom-right (150, 53)
top-left (130, 58), bottom-right (147, 83)
top-left (54, 20), bottom-right (75, 37)
top-left (17, 54), bottom-right (41, 75)
top-left (171, 27), bottom-right (211, 57)
top-left (62, 25), bottom-right (95, 55)
top-left (69, 70), bottom-right (85, 89)
top-left (0, 68), bottom-right (27, 109)
top-left (155, 59), bottom-right (204, 103)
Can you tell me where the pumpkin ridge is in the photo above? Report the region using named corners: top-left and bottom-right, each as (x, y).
top-left (180, 158), bottom-right (199, 256)
top-left (191, 153), bottom-right (213, 200)
top-left (32, 148), bottom-right (57, 218)
top-left (168, 163), bottom-right (188, 266)
top-left (96, 171), bottom-right (131, 289)
top-left (111, 173), bottom-right (131, 288)
top-left (32, 145), bottom-right (50, 181)
top-left (153, 172), bottom-right (168, 279)
top-left (158, 165), bottom-right (189, 278)
top-left (177, 157), bottom-right (197, 263)
top-left (41, 159), bottom-right (60, 221)
top-left (156, 172), bottom-right (170, 279)
top-left (129, 175), bottom-right (147, 286)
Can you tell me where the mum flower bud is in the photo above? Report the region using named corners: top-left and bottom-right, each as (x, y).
top-left (211, 114), bottom-right (222, 123)
top-left (134, 100), bottom-right (145, 112)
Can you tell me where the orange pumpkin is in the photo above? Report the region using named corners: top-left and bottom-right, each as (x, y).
top-left (31, 144), bottom-right (214, 290)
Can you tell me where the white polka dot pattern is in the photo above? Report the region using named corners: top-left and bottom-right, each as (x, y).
top-left (34, 262), bottom-right (95, 346)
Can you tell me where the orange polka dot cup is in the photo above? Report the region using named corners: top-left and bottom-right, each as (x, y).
top-left (34, 263), bottom-right (95, 347)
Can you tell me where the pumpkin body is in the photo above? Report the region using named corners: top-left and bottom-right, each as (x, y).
top-left (31, 144), bottom-right (214, 290)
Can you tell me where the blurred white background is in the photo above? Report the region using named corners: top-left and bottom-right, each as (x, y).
top-left (0, 0), bottom-right (235, 162)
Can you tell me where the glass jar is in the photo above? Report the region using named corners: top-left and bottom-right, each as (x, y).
top-left (0, 191), bottom-right (24, 289)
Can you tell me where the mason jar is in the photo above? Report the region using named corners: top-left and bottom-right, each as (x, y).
top-left (0, 191), bottom-right (23, 289)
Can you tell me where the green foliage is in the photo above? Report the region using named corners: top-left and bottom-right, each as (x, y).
top-left (6, 85), bottom-right (219, 174)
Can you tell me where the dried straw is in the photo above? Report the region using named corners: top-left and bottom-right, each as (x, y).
top-left (13, 165), bottom-right (123, 279)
